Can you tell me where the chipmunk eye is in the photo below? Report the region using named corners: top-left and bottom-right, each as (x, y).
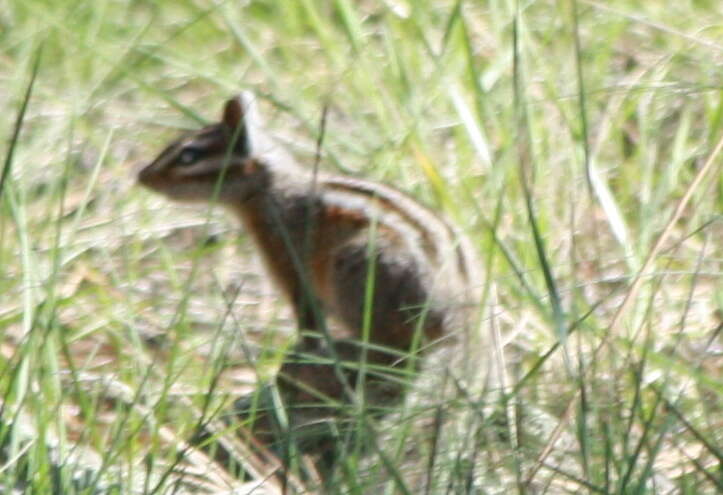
top-left (178, 147), bottom-right (202, 166)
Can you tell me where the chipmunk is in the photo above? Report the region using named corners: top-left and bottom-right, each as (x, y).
top-left (138, 93), bottom-right (480, 464)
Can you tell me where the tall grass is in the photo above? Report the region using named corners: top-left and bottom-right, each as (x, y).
top-left (0, 0), bottom-right (720, 493)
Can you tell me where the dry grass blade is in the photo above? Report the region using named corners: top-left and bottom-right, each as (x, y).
top-left (0, 44), bottom-right (42, 200)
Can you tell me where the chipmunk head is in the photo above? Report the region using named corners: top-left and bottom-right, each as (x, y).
top-left (138, 94), bottom-right (268, 203)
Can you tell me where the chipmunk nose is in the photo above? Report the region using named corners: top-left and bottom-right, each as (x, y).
top-left (137, 163), bottom-right (158, 188)
top-left (137, 164), bottom-right (150, 183)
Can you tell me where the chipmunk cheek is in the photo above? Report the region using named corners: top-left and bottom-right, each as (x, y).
top-left (239, 158), bottom-right (263, 176)
top-left (169, 162), bottom-right (212, 178)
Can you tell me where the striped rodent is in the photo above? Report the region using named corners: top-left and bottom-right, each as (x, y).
top-left (138, 93), bottom-right (479, 457)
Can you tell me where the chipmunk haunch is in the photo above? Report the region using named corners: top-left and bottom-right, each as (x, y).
top-left (138, 93), bottom-right (481, 468)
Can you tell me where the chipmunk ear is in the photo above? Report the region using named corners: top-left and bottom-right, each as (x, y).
top-left (222, 96), bottom-right (244, 131)
top-left (222, 93), bottom-right (257, 155)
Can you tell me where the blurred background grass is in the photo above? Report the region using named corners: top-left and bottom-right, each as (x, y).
top-left (0, 0), bottom-right (721, 493)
